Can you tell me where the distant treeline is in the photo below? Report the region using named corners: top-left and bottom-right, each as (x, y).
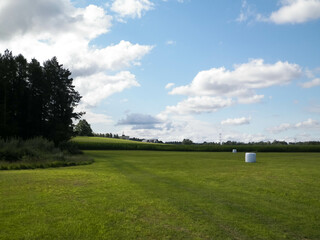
top-left (94, 133), bottom-right (121, 139)
top-left (0, 50), bottom-right (81, 144)
top-left (93, 133), bottom-right (156, 143)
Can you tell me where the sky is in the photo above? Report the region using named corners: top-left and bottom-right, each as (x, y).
top-left (0, 0), bottom-right (320, 143)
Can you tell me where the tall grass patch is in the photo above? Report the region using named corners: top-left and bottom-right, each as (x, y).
top-left (0, 137), bottom-right (93, 170)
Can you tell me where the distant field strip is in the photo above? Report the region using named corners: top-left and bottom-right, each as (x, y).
top-left (1, 151), bottom-right (320, 239)
top-left (72, 136), bottom-right (320, 152)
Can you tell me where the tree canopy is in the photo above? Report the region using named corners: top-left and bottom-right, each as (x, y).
top-left (75, 119), bottom-right (93, 136)
top-left (0, 50), bottom-right (82, 144)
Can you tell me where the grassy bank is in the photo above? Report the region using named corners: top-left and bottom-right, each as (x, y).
top-left (0, 137), bottom-right (93, 170)
top-left (72, 136), bottom-right (320, 152)
top-left (1, 151), bottom-right (320, 239)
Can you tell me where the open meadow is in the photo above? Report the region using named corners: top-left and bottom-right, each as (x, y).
top-left (1, 150), bottom-right (320, 239)
top-left (72, 136), bottom-right (320, 152)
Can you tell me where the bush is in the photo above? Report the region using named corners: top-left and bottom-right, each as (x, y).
top-left (0, 137), bottom-right (93, 170)
top-left (58, 141), bottom-right (82, 154)
top-left (0, 137), bottom-right (59, 162)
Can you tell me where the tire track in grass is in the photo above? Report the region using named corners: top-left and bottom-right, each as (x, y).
top-left (103, 151), bottom-right (320, 240)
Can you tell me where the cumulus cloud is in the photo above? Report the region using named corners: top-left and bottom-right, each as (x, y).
top-left (300, 78), bottom-right (320, 88)
top-left (0, 0), bottom-right (71, 40)
top-left (74, 71), bottom-right (139, 107)
top-left (111, 0), bottom-right (154, 19)
top-left (221, 117), bottom-right (251, 126)
top-left (164, 96), bottom-right (233, 115)
top-left (70, 40), bottom-right (153, 77)
top-left (117, 113), bottom-right (162, 129)
top-left (238, 94), bottom-right (265, 104)
top-left (239, 0), bottom-right (320, 24)
top-left (165, 83), bottom-right (175, 89)
top-left (0, 1), bottom-right (112, 42)
top-left (269, 0), bottom-right (320, 24)
top-left (162, 59), bottom-right (301, 116)
top-left (169, 59), bottom-right (301, 111)
top-left (269, 118), bottom-right (320, 133)
top-left (79, 109), bottom-right (114, 125)
top-left (170, 59), bottom-right (301, 98)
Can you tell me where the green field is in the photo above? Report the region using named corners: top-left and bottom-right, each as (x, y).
top-left (72, 136), bottom-right (320, 152)
top-left (1, 151), bottom-right (320, 239)
top-left (73, 136), bottom-right (148, 144)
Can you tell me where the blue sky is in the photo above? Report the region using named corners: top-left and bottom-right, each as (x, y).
top-left (1, 0), bottom-right (320, 142)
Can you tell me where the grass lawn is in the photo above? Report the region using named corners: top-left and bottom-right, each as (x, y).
top-left (1, 151), bottom-right (320, 239)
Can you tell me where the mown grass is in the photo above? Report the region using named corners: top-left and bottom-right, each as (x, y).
top-left (1, 151), bottom-right (319, 239)
top-left (72, 136), bottom-right (320, 152)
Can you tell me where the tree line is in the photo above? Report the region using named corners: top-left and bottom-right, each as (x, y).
top-left (0, 50), bottom-right (82, 144)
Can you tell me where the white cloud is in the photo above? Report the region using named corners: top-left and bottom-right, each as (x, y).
top-left (300, 78), bottom-right (320, 88)
top-left (269, 118), bottom-right (320, 133)
top-left (163, 59), bottom-right (300, 116)
top-left (74, 71), bottom-right (139, 107)
top-left (269, 0), bottom-right (320, 24)
top-left (165, 83), bottom-right (175, 89)
top-left (268, 123), bottom-right (292, 133)
top-left (238, 94), bottom-right (265, 104)
top-left (82, 110), bottom-right (114, 125)
top-left (164, 96), bottom-right (233, 115)
top-left (237, 0), bottom-right (255, 22)
top-left (117, 113), bottom-right (162, 129)
top-left (295, 118), bottom-right (319, 128)
top-left (166, 40), bottom-right (176, 45)
top-left (111, 0), bottom-right (154, 19)
top-left (0, 1), bottom-right (112, 42)
top-left (221, 117), bottom-right (251, 126)
top-left (70, 40), bottom-right (153, 77)
top-left (170, 59), bottom-right (301, 102)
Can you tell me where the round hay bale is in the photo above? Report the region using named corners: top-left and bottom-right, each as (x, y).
top-left (245, 153), bottom-right (256, 163)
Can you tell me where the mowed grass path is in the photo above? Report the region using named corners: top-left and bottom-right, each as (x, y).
top-left (1, 151), bottom-right (320, 239)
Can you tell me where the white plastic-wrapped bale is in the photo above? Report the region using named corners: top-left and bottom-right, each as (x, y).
top-left (232, 149), bottom-right (237, 153)
top-left (245, 153), bottom-right (256, 163)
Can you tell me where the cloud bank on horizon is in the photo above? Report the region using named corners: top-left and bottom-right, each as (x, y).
top-left (0, 0), bottom-right (319, 142)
